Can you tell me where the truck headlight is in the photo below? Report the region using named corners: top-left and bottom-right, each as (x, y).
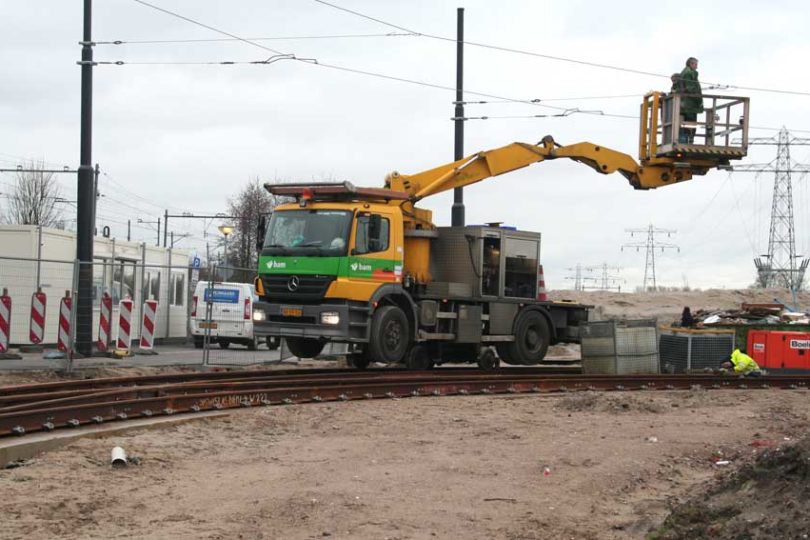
top-left (253, 310), bottom-right (266, 322)
top-left (320, 311), bottom-right (340, 325)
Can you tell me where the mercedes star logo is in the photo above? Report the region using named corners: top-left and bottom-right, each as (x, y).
top-left (287, 276), bottom-right (300, 292)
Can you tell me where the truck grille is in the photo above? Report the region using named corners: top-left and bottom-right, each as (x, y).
top-left (261, 274), bottom-right (335, 301)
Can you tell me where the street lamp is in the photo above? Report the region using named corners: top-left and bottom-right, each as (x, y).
top-left (218, 224), bottom-right (234, 278)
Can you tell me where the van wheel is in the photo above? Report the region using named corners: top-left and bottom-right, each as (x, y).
top-left (507, 310), bottom-right (550, 365)
top-left (219, 340), bottom-right (230, 349)
top-left (286, 338), bottom-right (324, 359)
top-left (266, 337), bottom-right (280, 351)
top-left (247, 337), bottom-right (258, 351)
top-left (369, 305), bottom-right (411, 364)
top-left (193, 336), bottom-right (203, 349)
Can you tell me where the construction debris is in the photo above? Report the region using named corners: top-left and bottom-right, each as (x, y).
top-left (677, 302), bottom-right (809, 327)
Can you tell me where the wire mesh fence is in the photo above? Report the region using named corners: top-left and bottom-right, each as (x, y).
top-left (199, 264), bottom-right (293, 366)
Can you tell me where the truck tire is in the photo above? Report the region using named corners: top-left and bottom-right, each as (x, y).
top-left (286, 338), bottom-right (324, 359)
top-left (347, 351), bottom-right (370, 370)
top-left (247, 336), bottom-right (258, 351)
top-left (368, 305), bottom-right (411, 364)
top-left (495, 344), bottom-right (518, 365)
top-left (193, 336), bottom-right (203, 349)
top-left (219, 339), bottom-right (230, 349)
top-left (507, 310), bottom-right (550, 365)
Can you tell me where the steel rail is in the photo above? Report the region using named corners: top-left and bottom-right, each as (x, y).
top-left (0, 366), bottom-right (581, 402)
top-left (1, 373), bottom-right (808, 437)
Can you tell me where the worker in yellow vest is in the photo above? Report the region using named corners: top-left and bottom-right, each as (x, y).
top-left (721, 349), bottom-right (762, 377)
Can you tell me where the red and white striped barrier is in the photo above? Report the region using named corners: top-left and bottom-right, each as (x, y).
top-left (57, 292), bottom-right (72, 353)
top-left (117, 297), bottom-right (133, 351)
top-left (29, 289), bottom-right (46, 345)
top-left (0, 288), bottom-right (11, 354)
top-left (537, 264), bottom-right (548, 302)
top-left (97, 292), bottom-right (112, 352)
top-left (139, 300), bottom-right (158, 350)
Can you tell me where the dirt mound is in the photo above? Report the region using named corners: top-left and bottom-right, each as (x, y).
top-left (650, 434), bottom-right (810, 539)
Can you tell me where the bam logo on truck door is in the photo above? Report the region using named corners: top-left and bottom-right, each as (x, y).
top-left (350, 262), bottom-right (373, 273)
top-left (790, 339), bottom-right (810, 349)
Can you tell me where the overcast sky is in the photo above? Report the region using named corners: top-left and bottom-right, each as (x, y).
top-left (2, 0), bottom-right (810, 291)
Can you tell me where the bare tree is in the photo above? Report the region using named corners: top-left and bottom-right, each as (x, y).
top-left (226, 178), bottom-right (284, 269)
top-left (3, 161), bottom-right (65, 228)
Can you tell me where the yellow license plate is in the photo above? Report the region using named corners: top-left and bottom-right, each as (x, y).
top-left (282, 307), bottom-right (303, 317)
top-left (199, 322), bottom-right (218, 329)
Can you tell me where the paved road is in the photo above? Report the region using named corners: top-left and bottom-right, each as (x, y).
top-left (0, 343), bottom-right (293, 371)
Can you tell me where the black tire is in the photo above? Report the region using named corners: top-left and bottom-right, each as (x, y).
top-left (286, 338), bottom-right (324, 359)
top-left (477, 348), bottom-right (500, 370)
top-left (193, 336), bottom-right (203, 349)
top-left (247, 337), bottom-right (258, 351)
top-left (507, 310), bottom-right (550, 365)
top-left (406, 344), bottom-right (433, 370)
top-left (266, 336), bottom-right (280, 351)
top-left (219, 340), bottom-right (230, 349)
top-left (368, 305), bottom-right (411, 364)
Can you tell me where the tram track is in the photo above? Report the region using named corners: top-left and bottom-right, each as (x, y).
top-left (1, 368), bottom-right (808, 438)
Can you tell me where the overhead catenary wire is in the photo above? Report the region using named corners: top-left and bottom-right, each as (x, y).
top-left (95, 32), bottom-right (417, 45)
top-left (311, 0), bottom-right (810, 97)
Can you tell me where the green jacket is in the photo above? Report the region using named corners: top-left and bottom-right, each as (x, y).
top-left (730, 349), bottom-right (760, 374)
top-left (679, 66), bottom-right (704, 115)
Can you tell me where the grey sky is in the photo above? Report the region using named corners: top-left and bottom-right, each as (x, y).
top-left (2, 0), bottom-right (809, 290)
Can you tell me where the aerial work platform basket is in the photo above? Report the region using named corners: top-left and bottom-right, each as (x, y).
top-left (639, 92), bottom-right (750, 166)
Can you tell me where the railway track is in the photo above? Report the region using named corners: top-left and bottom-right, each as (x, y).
top-left (1, 368), bottom-right (808, 437)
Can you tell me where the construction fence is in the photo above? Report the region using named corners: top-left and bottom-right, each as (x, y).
top-left (0, 256), bottom-right (302, 368)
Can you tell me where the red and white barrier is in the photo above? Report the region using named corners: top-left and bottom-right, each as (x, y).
top-left (537, 264), bottom-right (548, 301)
top-left (0, 288), bottom-right (11, 354)
top-left (139, 300), bottom-right (158, 350)
top-left (97, 292), bottom-right (112, 352)
top-left (29, 289), bottom-right (46, 345)
top-left (57, 292), bottom-right (72, 353)
top-left (117, 297), bottom-right (133, 351)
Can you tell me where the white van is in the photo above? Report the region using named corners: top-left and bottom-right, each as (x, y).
top-left (190, 281), bottom-right (279, 350)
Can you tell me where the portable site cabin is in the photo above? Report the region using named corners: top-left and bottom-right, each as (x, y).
top-left (0, 225), bottom-right (190, 346)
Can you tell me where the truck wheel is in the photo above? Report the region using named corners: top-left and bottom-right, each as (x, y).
top-left (193, 336), bottom-right (203, 349)
top-left (219, 340), bottom-right (230, 349)
top-left (286, 338), bottom-right (324, 359)
top-left (369, 305), bottom-right (411, 364)
top-left (406, 344), bottom-right (433, 370)
top-left (247, 336), bottom-right (258, 351)
top-left (477, 348), bottom-right (500, 370)
top-left (266, 336), bottom-right (280, 351)
top-left (508, 311), bottom-right (550, 365)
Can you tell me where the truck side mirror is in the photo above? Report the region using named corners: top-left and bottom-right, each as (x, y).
top-left (256, 215), bottom-right (267, 252)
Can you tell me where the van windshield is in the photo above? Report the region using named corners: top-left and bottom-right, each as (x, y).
top-left (263, 209), bottom-right (352, 257)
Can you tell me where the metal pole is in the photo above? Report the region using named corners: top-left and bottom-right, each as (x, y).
top-left (451, 7), bottom-right (465, 227)
top-left (157, 218), bottom-right (161, 247)
top-left (127, 219), bottom-right (131, 242)
top-left (76, 0), bottom-right (95, 356)
top-left (36, 225), bottom-right (42, 289)
top-left (167, 246), bottom-right (172, 339)
top-left (163, 209), bottom-right (168, 248)
top-left (66, 259), bottom-right (81, 373)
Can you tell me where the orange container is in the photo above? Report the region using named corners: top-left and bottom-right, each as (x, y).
top-left (747, 330), bottom-right (810, 372)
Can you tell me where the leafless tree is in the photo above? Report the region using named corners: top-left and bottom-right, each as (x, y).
top-left (226, 178), bottom-right (285, 270)
top-left (2, 161), bottom-right (65, 228)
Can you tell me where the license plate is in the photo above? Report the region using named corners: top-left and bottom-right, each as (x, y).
top-left (199, 322), bottom-right (218, 329)
top-left (282, 306), bottom-right (303, 317)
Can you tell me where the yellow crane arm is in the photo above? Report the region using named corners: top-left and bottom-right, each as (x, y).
top-left (386, 135), bottom-right (705, 199)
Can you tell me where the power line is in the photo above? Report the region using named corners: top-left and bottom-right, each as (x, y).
top-left (95, 32), bottom-right (416, 45)
top-left (312, 0), bottom-right (810, 97)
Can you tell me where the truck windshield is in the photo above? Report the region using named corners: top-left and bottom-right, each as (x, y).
top-left (263, 209), bottom-right (352, 256)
